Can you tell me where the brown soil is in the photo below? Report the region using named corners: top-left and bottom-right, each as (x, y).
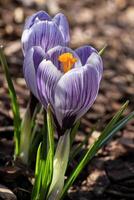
top-left (0, 0), bottom-right (134, 199)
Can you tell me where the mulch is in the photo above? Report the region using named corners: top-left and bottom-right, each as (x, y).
top-left (0, 0), bottom-right (134, 199)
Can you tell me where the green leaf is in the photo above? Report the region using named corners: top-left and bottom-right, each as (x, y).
top-left (39, 155), bottom-right (50, 200)
top-left (35, 143), bottom-right (42, 176)
top-left (31, 141), bottom-right (51, 200)
top-left (100, 111), bottom-right (134, 148)
top-left (34, 106), bottom-right (55, 200)
top-left (31, 143), bottom-right (42, 200)
top-left (47, 105), bottom-right (54, 177)
top-left (60, 101), bottom-right (131, 199)
top-left (0, 46), bottom-right (21, 156)
top-left (99, 44), bottom-right (107, 56)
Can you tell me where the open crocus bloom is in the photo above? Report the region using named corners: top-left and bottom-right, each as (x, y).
top-left (21, 11), bottom-right (70, 56)
top-left (23, 45), bottom-right (103, 133)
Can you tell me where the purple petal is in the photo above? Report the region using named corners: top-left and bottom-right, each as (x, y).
top-left (46, 46), bottom-right (82, 72)
top-left (53, 65), bottom-right (100, 128)
top-left (75, 45), bottom-right (97, 65)
top-left (53, 13), bottom-right (70, 45)
top-left (33, 47), bottom-right (46, 71)
top-left (24, 11), bottom-right (51, 30)
top-left (22, 21), bottom-right (65, 55)
top-left (23, 46), bottom-right (45, 98)
top-left (87, 52), bottom-right (103, 82)
top-left (36, 60), bottom-right (62, 109)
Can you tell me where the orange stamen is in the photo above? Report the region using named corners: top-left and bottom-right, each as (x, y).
top-left (58, 52), bottom-right (77, 73)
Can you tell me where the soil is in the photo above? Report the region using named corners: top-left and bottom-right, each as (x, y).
top-left (0, 0), bottom-right (134, 199)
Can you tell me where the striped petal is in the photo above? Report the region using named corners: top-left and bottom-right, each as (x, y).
top-left (53, 64), bottom-right (101, 129)
top-left (36, 60), bottom-right (62, 108)
top-left (46, 46), bottom-right (81, 71)
top-left (24, 11), bottom-right (51, 30)
top-left (23, 46), bottom-right (45, 98)
top-left (53, 13), bottom-right (70, 45)
top-left (22, 21), bottom-right (65, 55)
top-left (87, 52), bottom-right (103, 82)
top-left (75, 45), bottom-right (97, 65)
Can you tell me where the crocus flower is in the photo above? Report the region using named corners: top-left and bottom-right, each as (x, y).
top-left (23, 45), bottom-right (103, 133)
top-left (21, 11), bottom-right (70, 56)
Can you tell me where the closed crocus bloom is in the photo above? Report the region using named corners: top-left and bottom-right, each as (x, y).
top-left (21, 11), bottom-right (70, 56)
top-left (23, 45), bottom-right (103, 133)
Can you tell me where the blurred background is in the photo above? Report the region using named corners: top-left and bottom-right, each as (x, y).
top-left (0, 0), bottom-right (134, 199)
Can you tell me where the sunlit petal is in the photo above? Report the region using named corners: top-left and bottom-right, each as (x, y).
top-left (75, 45), bottom-right (97, 65)
top-left (22, 21), bottom-right (65, 55)
top-left (87, 52), bottom-right (103, 81)
top-left (23, 46), bottom-right (45, 98)
top-left (24, 10), bottom-right (51, 30)
top-left (53, 13), bottom-right (70, 45)
top-left (36, 59), bottom-right (62, 108)
top-left (54, 65), bottom-right (100, 129)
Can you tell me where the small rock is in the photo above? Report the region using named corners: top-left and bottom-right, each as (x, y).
top-left (0, 166), bottom-right (21, 181)
top-left (88, 131), bottom-right (101, 145)
top-left (5, 25), bottom-right (14, 35)
top-left (0, 184), bottom-right (17, 200)
top-left (125, 7), bottom-right (134, 25)
top-left (74, 8), bottom-right (94, 24)
top-left (115, 0), bottom-right (127, 9)
top-left (34, 0), bottom-right (47, 6)
top-left (120, 130), bottom-right (134, 149)
top-left (106, 159), bottom-right (134, 181)
top-left (46, 0), bottom-right (60, 15)
top-left (14, 7), bottom-right (24, 24)
top-left (4, 41), bottom-right (21, 56)
top-left (125, 59), bottom-right (134, 74)
top-left (16, 0), bottom-right (34, 6)
top-left (87, 169), bottom-right (110, 195)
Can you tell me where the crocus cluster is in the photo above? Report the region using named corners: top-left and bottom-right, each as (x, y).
top-left (22, 11), bottom-right (103, 133)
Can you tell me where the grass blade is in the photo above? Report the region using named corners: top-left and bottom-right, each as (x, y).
top-left (47, 105), bottom-right (54, 174)
top-left (35, 143), bottom-right (42, 176)
top-left (31, 143), bottom-right (42, 200)
top-left (0, 46), bottom-right (21, 156)
top-left (40, 153), bottom-right (50, 200)
top-left (100, 111), bottom-right (134, 148)
top-left (36, 106), bottom-right (55, 200)
top-left (99, 44), bottom-right (107, 56)
top-left (60, 102), bottom-right (131, 199)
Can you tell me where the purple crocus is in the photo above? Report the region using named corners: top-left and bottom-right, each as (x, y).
top-left (23, 44), bottom-right (103, 133)
top-left (21, 11), bottom-right (70, 56)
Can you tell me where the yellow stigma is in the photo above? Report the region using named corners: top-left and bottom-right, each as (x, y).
top-left (58, 52), bottom-right (77, 73)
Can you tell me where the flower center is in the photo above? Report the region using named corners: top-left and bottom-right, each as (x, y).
top-left (58, 52), bottom-right (77, 73)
